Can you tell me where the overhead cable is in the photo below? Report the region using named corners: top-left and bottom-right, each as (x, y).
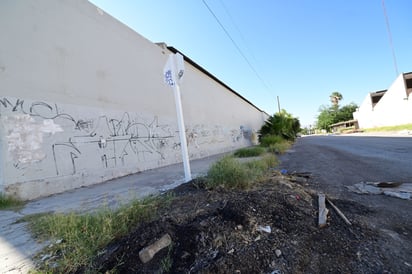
top-left (382, 0), bottom-right (399, 76)
top-left (202, 0), bottom-right (272, 94)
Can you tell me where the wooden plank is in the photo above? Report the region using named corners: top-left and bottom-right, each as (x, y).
top-left (327, 198), bottom-right (352, 226)
top-left (318, 193), bottom-right (329, 228)
top-left (139, 234), bottom-right (172, 263)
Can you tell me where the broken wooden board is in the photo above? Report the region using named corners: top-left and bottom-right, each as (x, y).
top-left (326, 198), bottom-right (352, 226)
top-left (366, 181), bottom-right (402, 188)
top-left (139, 233), bottom-right (172, 263)
top-left (318, 193), bottom-right (329, 228)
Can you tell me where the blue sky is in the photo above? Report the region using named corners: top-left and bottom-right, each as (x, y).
top-left (89, 0), bottom-right (411, 127)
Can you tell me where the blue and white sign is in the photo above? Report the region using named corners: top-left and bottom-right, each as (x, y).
top-left (163, 53), bottom-right (184, 87)
top-left (174, 53), bottom-right (185, 83)
top-left (163, 55), bottom-right (175, 87)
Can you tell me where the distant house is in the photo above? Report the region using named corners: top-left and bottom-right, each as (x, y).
top-left (330, 120), bottom-right (359, 133)
top-left (353, 72), bottom-right (412, 129)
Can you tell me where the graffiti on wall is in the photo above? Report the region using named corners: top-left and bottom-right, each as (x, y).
top-left (50, 113), bottom-right (176, 175)
top-left (0, 97), bottom-right (176, 175)
top-left (1, 97), bottom-right (251, 178)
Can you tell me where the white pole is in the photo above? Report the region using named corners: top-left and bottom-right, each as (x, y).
top-left (173, 83), bottom-right (192, 182)
top-left (163, 53), bottom-right (191, 182)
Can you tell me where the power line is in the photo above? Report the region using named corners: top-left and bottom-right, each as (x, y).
top-left (382, 0), bottom-right (399, 76)
top-left (201, 0), bottom-right (272, 94)
top-left (217, 0), bottom-right (275, 91)
top-left (218, 0), bottom-right (259, 65)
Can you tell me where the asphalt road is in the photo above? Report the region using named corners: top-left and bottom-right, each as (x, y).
top-left (280, 135), bottom-right (412, 197)
top-left (279, 135), bottom-right (412, 272)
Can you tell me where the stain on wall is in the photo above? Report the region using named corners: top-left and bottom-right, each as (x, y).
top-left (2, 114), bottom-right (62, 168)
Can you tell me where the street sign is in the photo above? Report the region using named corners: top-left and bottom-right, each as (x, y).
top-left (163, 53), bottom-right (185, 87)
top-left (163, 54), bottom-right (176, 87)
top-left (175, 53), bottom-right (184, 83)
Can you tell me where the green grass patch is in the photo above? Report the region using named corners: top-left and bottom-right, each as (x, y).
top-left (234, 146), bottom-right (266, 157)
top-left (258, 134), bottom-right (292, 154)
top-left (206, 156), bottom-right (249, 189)
top-left (159, 243), bottom-right (174, 273)
top-left (243, 154), bottom-right (278, 182)
top-left (0, 193), bottom-right (25, 210)
top-left (259, 135), bottom-right (284, 147)
top-left (25, 194), bottom-right (173, 273)
top-left (363, 123), bottom-right (412, 132)
top-left (266, 141), bottom-right (291, 154)
top-left (18, 213), bottom-right (51, 225)
top-left (205, 154), bottom-right (277, 190)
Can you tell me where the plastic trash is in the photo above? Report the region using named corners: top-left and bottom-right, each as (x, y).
top-left (257, 225), bottom-right (271, 233)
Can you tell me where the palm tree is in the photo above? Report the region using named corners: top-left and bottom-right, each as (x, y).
top-left (330, 92), bottom-right (343, 106)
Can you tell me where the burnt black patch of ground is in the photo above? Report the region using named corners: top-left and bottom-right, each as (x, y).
top-left (78, 172), bottom-right (408, 274)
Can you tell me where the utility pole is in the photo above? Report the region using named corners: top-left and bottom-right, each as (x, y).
top-left (277, 96), bottom-right (281, 114)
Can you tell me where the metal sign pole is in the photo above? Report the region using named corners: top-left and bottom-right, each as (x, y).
top-left (172, 82), bottom-right (192, 182)
top-left (163, 53), bottom-right (192, 182)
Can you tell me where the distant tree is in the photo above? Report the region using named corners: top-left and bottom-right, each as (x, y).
top-left (316, 93), bottom-right (358, 131)
top-left (316, 104), bottom-right (358, 131)
top-left (316, 106), bottom-right (335, 131)
top-left (330, 92), bottom-right (343, 107)
top-left (335, 103), bottom-right (358, 122)
top-left (300, 127), bottom-right (311, 135)
top-left (259, 109), bottom-right (301, 141)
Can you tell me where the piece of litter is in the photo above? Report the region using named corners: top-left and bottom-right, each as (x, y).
top-left (347, 182), bottom-right (412, 200)
top-left (257, 225), bottom-right (271, 233)
top-left (383, 191), bottom-right (411, 200)
top-left (41, 254), bottom-right (52, 261)
top-left (356, 251), bottom-right (361, 259)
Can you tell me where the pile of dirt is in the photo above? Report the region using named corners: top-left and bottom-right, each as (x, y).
top-left (86, 173), bottom-right (397, 273)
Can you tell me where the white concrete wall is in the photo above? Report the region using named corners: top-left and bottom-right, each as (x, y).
top-left (0, 0), bottom-right (267, 200)
top-left (353, 74), bottom-right (412, 128)
top-left (353, 93), bottom-right (375, 129)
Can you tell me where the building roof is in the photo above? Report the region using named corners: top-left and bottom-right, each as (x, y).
top-left (370, 89), bottom-right (387, 107)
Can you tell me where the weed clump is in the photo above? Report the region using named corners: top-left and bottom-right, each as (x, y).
top-left (26, 194), bottom-right (173, 272)
top-left (234, 146), bottom-right (265, 158)
top-left (206, 154), bottom-right (277, 190)
top-left (0, 193), bottom-right (24, 210)
top-left (259, 135), bottom-right (291, 154)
